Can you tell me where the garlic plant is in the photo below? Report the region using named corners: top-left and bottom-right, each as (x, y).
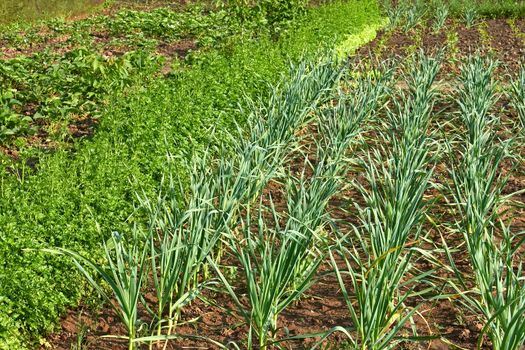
top-left (509, 66), bottom-right (525, 131)
top-left (41, 229), bottom-right (148, 350)
top-left (433, 3), bottom-right (448, 32)
top-left (463, 6), bottom-right (479, 28)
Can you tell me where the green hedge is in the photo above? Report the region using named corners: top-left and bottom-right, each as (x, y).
top-left (0, 1), bottom-right (383, 348)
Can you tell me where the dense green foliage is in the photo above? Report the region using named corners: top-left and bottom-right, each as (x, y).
top-left (0, 1), bottom-right (380, 145)
top-left (0, 5), bottom-right (274, 144)
top-left (0, 50), bottom-right (160, 141)
top-left (0, 1), bottom-right (384, 348)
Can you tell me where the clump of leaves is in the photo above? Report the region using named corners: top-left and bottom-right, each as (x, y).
top-left (403, 5), bottom-right (426, 33)
top-left (463, 6), bottom-right (479, 28)
top-left (0, 90), bottom-right (32, 140)
top-left (433, 3), bottom-right (449, 32)
top-left (216, 0), bottom-right (308, 34)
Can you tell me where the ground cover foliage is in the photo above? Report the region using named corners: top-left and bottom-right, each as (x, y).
top-left (0, 0), bottom-right (384, 348)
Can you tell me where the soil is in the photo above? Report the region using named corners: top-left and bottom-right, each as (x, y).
top-left (455, 23), bottom-right (481, 55)
top-left (485, 19), bottom-right (525, 72)
top-left (355, 18), bottom-right (524, 77)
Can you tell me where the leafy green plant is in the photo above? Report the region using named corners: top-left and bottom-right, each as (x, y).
top-left (212, 186), bottom-right (325, 350)
top-left (0, 90), bottom-right (32, 140)
top-left (139, 160), bottom-right (221, 348)
top-left (255, 0), bottom-right (308, 32)
top-left (216, 0), bottom-right (308, 34)
top-left (455, 55), bottom-right (498, 145)
top-left (381, 0), bottom-right (407, 30)
top-left (386, 5), bottom-right (403, 29)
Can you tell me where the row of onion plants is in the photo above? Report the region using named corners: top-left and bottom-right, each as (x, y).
top-left (446, 56), bottom-right (525, 350)
top-left (328, 52), bottom-right (441, 349)
top-left (210, 63), bottom-right (394, 349)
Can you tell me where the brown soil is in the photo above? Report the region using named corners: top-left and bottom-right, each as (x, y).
top-left (355, 18), bottom-right (524, 77)
top-left (456, 23), bottom-right (481, 55)
top-left (485, 19), bottom-right (525, 72)
top-left (45, 264), bottom-right (352, 350)
top-left (157, 39), bottom-right (197, 74)
top-left (421, 27), bottom-right (447, 55)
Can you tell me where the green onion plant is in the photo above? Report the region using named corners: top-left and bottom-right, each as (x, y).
top-left (210, 63), bottom-right (392, 350)
top-left (403, 5), bottom-right (426, 33)
top-left (463, 6), bottom-right (479, 28)
top-left (384, 0), bottom-right (404, 29)
top-left (41, 229), bottom-right (148, 350)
